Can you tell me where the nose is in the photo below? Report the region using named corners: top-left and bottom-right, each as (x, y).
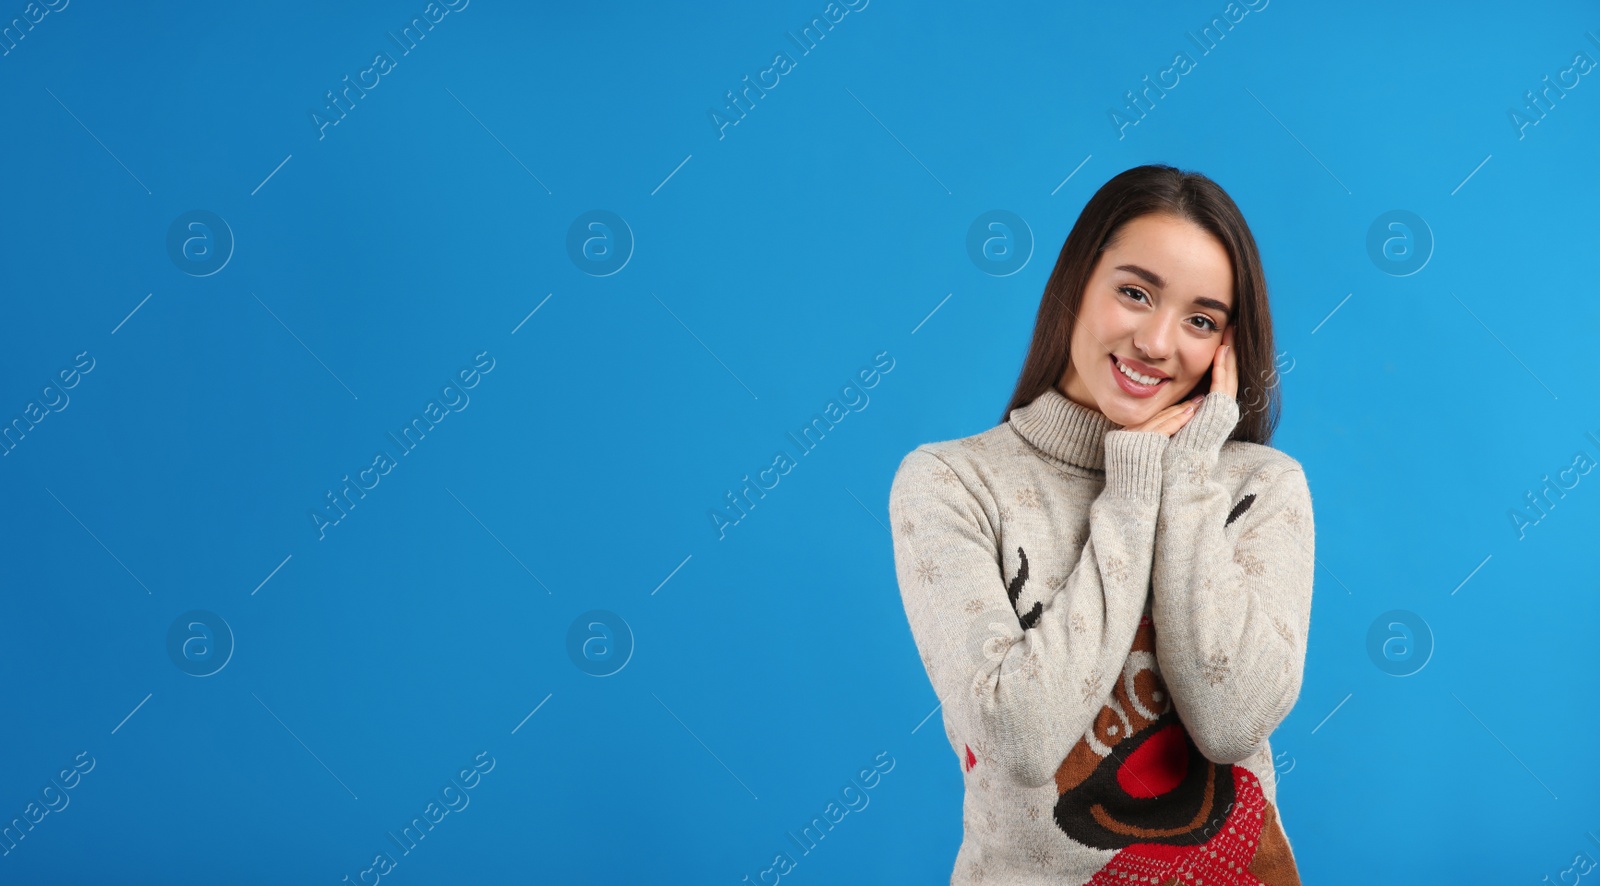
top-left (1135, 315), bottom-right (1173, 361)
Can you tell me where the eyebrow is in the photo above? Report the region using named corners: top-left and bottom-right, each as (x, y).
top-left (1115, 263), bottom-right (1232, 316)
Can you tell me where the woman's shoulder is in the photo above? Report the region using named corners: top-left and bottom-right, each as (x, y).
top-left (1218, 439), bottom-right (1307, 485)
top-left (892, 424), bottom-right (1019, 492)
top-left (898, 422), bottom-right (1021, 468)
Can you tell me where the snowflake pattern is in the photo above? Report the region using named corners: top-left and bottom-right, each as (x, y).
top-left (899, 407), bottom-right (1314, 871)
top-left (1272, 615), bottom-right (1296, 646)
top-left (1282, 505), bottom-right (1307, 533)
top-left (1234, 549), bottom-right (1267, 577)
top-left (1103, 555), bottom-right (1129, 588)
top-left (1080, 667), bottom-right (1105, 704)
top-left (1018, 650), bottom-right (1042, 682)
top-left (1202, 648), bottom-right (1232, 687)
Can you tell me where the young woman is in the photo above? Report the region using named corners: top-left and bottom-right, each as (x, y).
top-left (889, 164), bottom-right (1314, 884)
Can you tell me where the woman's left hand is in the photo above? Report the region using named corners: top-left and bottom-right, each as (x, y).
top-left (1211, 325), bottom-right (1237, 400)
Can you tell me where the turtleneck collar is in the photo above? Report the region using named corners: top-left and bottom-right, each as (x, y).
top-left (1006, 385), bottom-right (1121, 472)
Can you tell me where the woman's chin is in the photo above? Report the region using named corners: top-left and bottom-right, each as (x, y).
top-left (1105, 395), bottom-right (1174, 430)
top-left (1105, 402), bottom-right (1151, 430)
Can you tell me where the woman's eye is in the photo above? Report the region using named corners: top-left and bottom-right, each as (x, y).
top-left (1119, 285), bottom-right (1220, 333)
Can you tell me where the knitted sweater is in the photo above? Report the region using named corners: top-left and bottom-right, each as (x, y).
top-left (889, 386), bottom-right (1314, 885)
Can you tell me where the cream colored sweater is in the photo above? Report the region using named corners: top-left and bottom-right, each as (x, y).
top-left (889, 386), bottom-right (1314, 885)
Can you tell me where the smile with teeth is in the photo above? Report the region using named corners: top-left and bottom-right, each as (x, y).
top-left (1112, 356), bottom-right (1166, 386)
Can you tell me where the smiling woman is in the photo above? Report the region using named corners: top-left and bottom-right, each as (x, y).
top-left (890, 164), bottom-right (1314, 885)
top-left (1005, 166), bottom-right (1279, 438)
top-left (1057, 212), bottom-right (1237, 431)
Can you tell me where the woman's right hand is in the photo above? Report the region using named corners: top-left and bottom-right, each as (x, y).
top-left (1119, 394), bottom-right (1205, 437)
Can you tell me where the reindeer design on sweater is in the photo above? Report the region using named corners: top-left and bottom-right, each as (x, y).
top-left (994, 489), bottom-right (1301, 884)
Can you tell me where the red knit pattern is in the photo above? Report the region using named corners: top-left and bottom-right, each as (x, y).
top-left (1086, 766), bottom-right (1268, 885)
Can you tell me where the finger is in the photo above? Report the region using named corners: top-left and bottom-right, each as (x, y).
top-left (1227, 327), bottom-right (1238, 386)
top-left (1157, 398), bottom-right (1200, 421)
top-left (1215, 329), bottom-right (1237, 399)
top-left (1227, 342), bottom-right (1239, 399)
top-left (1159, 405), bottom-right (1200, 436)
top-left (1145, 398), bottom-right (1202, 435)
top-left (1123, 409), bottom-right (1176, 434)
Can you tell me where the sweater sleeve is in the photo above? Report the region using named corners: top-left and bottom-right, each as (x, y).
top-left (1149, 391), bottom-right (1316, 765)
top-left (889, 434), bottom-right (1166, 789)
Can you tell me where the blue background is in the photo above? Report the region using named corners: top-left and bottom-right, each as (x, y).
top-left (4, 1), bottom-right (1599, 882)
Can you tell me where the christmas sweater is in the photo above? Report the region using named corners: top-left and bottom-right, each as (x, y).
top-left (889, 386), bottom-right (1315, 884)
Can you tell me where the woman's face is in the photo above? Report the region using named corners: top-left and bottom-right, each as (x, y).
top-left (1058, 212), bottom-right (1234, 428)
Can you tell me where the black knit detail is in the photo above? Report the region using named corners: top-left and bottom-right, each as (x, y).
top-left (1224, 493), bottom-right (1256, 527)
top-left (1008, 546), bottom-right (1042, 630)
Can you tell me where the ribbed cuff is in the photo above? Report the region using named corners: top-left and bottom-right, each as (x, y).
top-left (1167, 391), bottom-right (1240, 456)
top-left (1103, 430), bottom-right (1167, 501)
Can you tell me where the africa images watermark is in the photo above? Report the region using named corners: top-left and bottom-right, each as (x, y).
top-left (739, 751), bottom-right (895, 885)
top-left (1507, 32), bottom-right (1598, 141)
top-left (2, 350), bottom-right (94, 459)
top-left (1236, 350), bottom-right (1294, 420)
top-left (340, 750), bottom-right (495, 885)
top-left (0, 0), bottom-right (68, 61)
top-left (311, 0), bottom-right (471, 141)
top-left (1108, 0), bottom-right (1270, 140)
top-left (311, 350), bottom-right (495, 540)
top-left (1509, 427), bottom-right (1600, 541)
top-left (0, 751), bottom-right (95, 858)
top-left (711, 351), bottom-right (894, 541)
top-left (708, 0), bottom-right (871, 141)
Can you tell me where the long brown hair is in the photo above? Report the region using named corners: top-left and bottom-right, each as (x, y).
top-left (1000, 164), bottom-right (1280, 445)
